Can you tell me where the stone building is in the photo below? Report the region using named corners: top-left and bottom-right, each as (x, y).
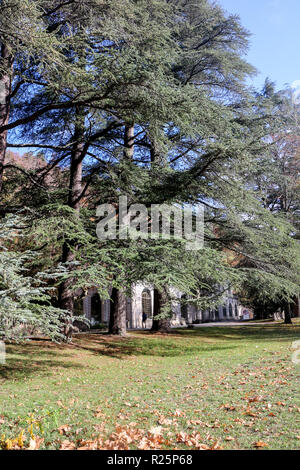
top-left (75, 284), bottom-right (241, 329)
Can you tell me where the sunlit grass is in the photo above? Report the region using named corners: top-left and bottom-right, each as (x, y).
top-left (1, 323), bottom-right (300, 449)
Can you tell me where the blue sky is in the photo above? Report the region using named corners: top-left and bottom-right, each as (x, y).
top-left (217, 0), bottom-right (300, 93)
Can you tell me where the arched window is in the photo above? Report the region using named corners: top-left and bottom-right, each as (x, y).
top-left (215, 308), bottom-right (219, 320)
top-left (229, 303), bottom-right (233, 317)
top-left (142, 289), bottom-right (152, 317)
top-left (223, 306), bottom-right (227, 317)
top-left (235, 304), bottom-right (238, 316)
top-left (91, 293), bottom-right (101, 322)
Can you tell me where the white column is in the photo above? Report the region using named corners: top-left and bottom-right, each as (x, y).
top-left (83, 296), bottom-right (91, 319)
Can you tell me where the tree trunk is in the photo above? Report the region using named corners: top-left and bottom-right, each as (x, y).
top-left (124, 123), bottom-right (134, 160)
top-left (284, 302), bottom-right (293, 325)
top-left (0, 43), bottom-right (13, 194)
top-left (106, 124), bottom-right (134, 335)
top-left (295, 296), bottom-right (300, 318)
top-left (151, 288), bottom-right (171, 332)
top-left (58, 112), bottom-right (85, 313)
top-left (109, 287), bottom-right (127, 336)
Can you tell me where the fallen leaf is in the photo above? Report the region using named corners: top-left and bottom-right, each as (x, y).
top-left (148, 426), bottom-right (163, 437)
top-left (60, 440), bottom-right (76, 450)
top-left (58, 424), bottom-right (71, 435)
top-left (253, 441), bottom-right (268, 449)
top-left (28, 437), bottom-right (44, 450)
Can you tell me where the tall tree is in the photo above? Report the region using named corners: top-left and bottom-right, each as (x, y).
top-left (3, 0), bottom-right (300, 337)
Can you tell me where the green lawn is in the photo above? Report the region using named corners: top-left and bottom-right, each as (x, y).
top-left (1, 324), bottom-right (300, 450)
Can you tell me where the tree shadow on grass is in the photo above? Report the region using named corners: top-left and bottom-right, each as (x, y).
top-left (2, 324), bottom-right (299, 374)
top-left (0, 343), bottom-right (85, 381)
top-left (71, 333), bottom-right (240, 359)
top-left (156, 326), bottom-right (300, 343)
top-left (71, 324), bottom-right (300, 359)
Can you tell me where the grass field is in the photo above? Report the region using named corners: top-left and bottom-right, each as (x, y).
top-left (1, 323), bottom-right (300, 450)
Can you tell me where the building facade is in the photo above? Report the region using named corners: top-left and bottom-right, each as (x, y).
top-left (75, 283), bottom-right (241, 329)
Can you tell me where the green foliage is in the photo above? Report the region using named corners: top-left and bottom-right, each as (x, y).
top-left (0, 215), bottom-right (67, 342)
top-left (2, 0), bottom-right (300, 330)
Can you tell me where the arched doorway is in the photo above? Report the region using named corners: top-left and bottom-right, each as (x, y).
top-left (223, 305), bottom-right (227, 318)
top-left (91, 293), bottom-right (102, 323)
top-left (142, 289), bottom-right (152, 317)
top-left (229, 303), bottom-right (233, 317)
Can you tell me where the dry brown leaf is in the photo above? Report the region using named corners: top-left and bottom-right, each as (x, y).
top-left (58, 424), bottom-right (71, 435)
top-left (198, 444), bottom-right (210, 450)
top-left (244, 408), bottom-right (258, 417)
top-left (148, 426), bottom-right (163, 437)
top-left (60, 440), bottom-right (76, 450)
top-left (210, 441), bottom-right (223, 450)
top-left (253, 441), bottom-right (269, 449)
top-left (248, 396), bottom-right (263, 403)
top-left (77, 439), bottom-right (101, 450)
top-left (221, 404), bottom-right (236, 411)
top-left (27, 437), bottom-right (44, 450)
top-left (176, 431), bottom-right (189, 443)
top-left (158, 416), bottom-right (173, 426)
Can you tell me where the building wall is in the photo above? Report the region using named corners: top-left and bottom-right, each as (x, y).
top-left (81, 284), bottom-right (242, 328)
top-left (238, 306), bottom-right (254, 320)
top-left (131, 283), bottom-right (154, 329)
